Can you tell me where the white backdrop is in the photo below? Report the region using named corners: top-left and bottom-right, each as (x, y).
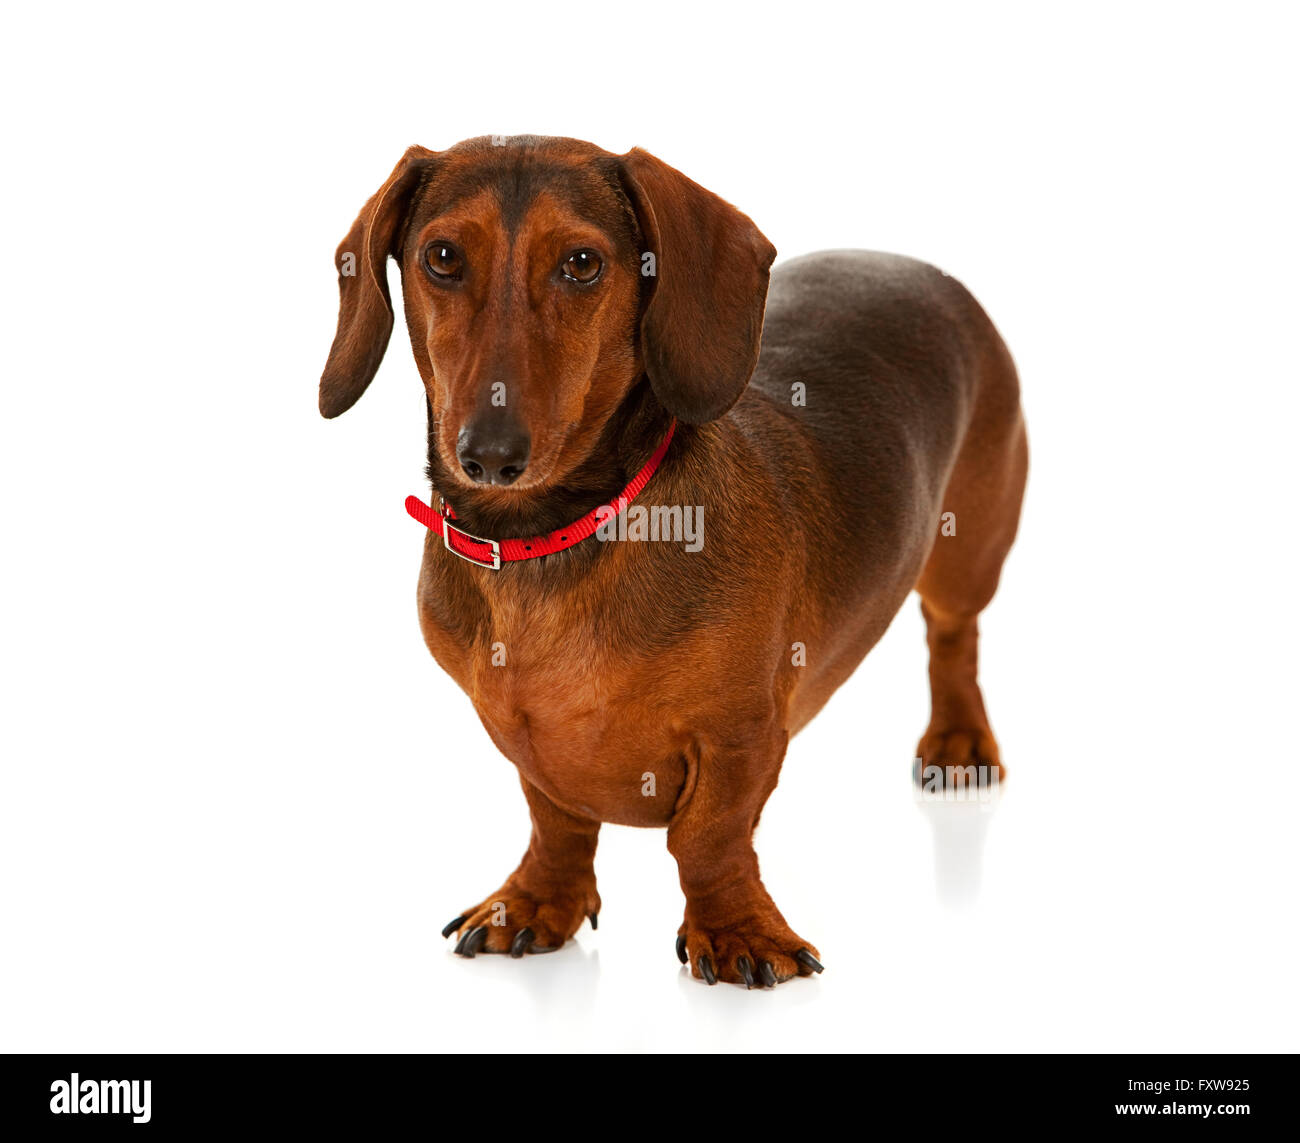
top-left (3, 1), bottom-right (1296, 1053)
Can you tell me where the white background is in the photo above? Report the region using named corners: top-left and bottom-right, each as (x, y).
top-left (3, 2), bottom-right (1297, 1053)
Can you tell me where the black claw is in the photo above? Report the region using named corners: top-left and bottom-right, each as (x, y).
top-left (759, 961), bottom-right (778, 988)
top-left (737, 956), bottom-right (756, 989)
top-left (441, 914), bottom-right (468, 939)
top-left (589, 912), bottom-right (598, 931)
top-left (510, 927), bottom-right (535, 958)
top-left (457, 925), bottom-right (488, 958)
top-left (675, 933), bottom-right (688, 964)
top-left (795, 948), bottom-right (824, 974)
top-left (698, 955), bottom-right (717, 985)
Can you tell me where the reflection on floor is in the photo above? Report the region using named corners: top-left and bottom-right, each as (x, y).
top-left (917, 781), bottom-right (1002, 907)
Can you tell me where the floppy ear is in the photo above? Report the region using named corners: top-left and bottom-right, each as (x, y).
top-left (619, 148), bottom-right (776, 424)
top-left (319, 145), bottom-right (438, 418)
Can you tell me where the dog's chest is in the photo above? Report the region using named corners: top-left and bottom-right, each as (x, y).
top-left (465, 602), bottom-right (689, 827)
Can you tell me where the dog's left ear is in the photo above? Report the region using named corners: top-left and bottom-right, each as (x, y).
top-left (319, 145), bottom-right (438, 419)
top-left (619, 148), bottom-right (776, 424)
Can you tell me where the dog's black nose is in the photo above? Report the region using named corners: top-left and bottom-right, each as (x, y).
top-left (456, 425), bottom-right (531, 486)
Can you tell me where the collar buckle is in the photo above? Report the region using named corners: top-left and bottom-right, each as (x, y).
top-left (442, 519), bottom-right (502, 570)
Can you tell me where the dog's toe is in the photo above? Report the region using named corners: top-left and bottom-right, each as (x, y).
top-left (914, 724), bottom-right (1004, 788)
top-left (677, 922), bottom-right (821, 988)
top-left (443, 887), bottom-right (598, 959)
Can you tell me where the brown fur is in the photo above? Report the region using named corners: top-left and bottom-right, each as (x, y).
top-left (320, 136), bottom-right (1028, 986)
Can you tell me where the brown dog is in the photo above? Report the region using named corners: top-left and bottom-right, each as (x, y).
top-left (320, 136), bottom-right (1027, 987)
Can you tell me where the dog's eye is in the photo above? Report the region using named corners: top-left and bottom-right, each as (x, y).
top-left (425, 243), bottom-right (464, 280)
top-left (561, 250), bottom-right (602, 284)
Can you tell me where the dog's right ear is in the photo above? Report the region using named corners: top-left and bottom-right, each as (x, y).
top-left (319, 145), bottom-right (438, 418)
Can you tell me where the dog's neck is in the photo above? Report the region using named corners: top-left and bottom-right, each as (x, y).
top-left (425, 377), bottom-right (677, 540)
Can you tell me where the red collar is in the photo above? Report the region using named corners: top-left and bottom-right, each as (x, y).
top-left (405, 419), bottom-right (677, 570)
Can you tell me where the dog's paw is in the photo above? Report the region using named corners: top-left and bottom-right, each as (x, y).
top-left (914, 724), bottom-right (1005, 788)
top-left (440, 888), bottom-right (598, 958)
top-left (675, 919), bottom-right (823, 988)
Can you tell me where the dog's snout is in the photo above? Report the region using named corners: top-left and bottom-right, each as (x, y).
top-left (456, 422), bottom-right (531, 486)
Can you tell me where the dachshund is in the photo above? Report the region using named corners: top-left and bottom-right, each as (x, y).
top-left (319, 135), bottom-right (1028, 987)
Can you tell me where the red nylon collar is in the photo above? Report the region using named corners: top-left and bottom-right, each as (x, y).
top-left (405, 419), bottom-right (677, 570)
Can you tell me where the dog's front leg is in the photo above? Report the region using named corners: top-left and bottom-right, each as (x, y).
top-left (668, 722), bottom-right (822, 988)
top-left (442, 777), bottom-right (600, 958)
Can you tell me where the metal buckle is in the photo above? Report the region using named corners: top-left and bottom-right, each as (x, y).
top-left (443, 519), bottom-right (502, 570)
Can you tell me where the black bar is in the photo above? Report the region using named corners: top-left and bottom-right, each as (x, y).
top-left (3, 1053), bottom-right (1292, 1130)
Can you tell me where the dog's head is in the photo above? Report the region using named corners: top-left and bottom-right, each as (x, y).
top-left (319, 136), bottom-right (775, 493)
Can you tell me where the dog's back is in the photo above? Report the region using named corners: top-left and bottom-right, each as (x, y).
top-left (736, 249), bottom-right (1024, 730)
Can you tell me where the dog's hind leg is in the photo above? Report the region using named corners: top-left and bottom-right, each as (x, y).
top-left (914, 334), bottom-right (1028, 789)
